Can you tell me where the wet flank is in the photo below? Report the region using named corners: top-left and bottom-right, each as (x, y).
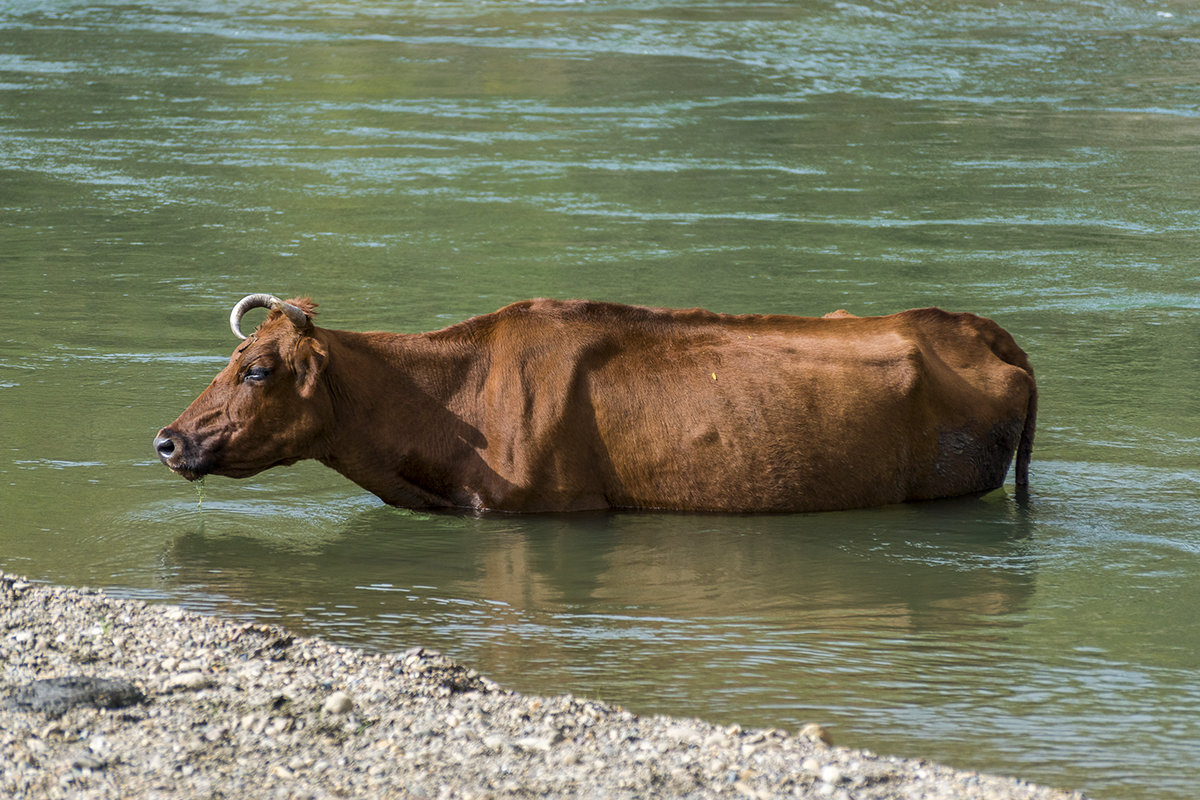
top-left (0, 573), bottom-right (1087, 799)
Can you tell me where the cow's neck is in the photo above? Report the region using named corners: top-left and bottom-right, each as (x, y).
top-left (314, 328), bottom-right (490, 509)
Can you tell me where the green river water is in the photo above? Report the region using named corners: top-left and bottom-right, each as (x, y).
top-left (2, 2), bottom-right (1199, 797)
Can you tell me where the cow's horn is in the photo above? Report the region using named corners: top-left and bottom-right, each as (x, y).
top-left (229, 294), bottom-right (309, 340)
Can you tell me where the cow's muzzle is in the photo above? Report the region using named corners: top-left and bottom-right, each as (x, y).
top-left (154, 428), bottom-right (206, 480)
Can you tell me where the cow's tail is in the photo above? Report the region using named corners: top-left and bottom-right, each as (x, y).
top-left (1015, 377), bottom-right (1036, 487)
top-left (977, 312), bottom-right (1036, 488)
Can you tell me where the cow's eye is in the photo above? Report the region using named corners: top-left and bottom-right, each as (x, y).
top-left (244, 366), bottom-right (272, 383)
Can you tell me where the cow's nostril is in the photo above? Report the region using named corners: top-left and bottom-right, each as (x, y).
top-left (154, 432), bottom-right (177, 461)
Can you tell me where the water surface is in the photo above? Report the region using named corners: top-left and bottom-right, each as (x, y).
top-left (3, 3), bottom-right (1199, 798)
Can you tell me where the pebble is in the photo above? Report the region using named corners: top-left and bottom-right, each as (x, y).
top-left (820, 764), bottom-right (844, 785)
top-left (514, 735), bottom-right (553, 753)
top-left (0, 572), bottom-right (1090, 800)
top-left (800, 722), bottom-right (834, 746)
top-left (166, 671), bottom-right (212, 691)
top-left (322, 691), bottom-right (353, 715)
top-left (71, 750), bottom-right (106, 770)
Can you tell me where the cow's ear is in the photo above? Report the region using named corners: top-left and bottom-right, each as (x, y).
top-left (294, 336), bottom-right (328, 398)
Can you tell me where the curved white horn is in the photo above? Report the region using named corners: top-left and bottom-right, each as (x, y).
top-left (229, 294), bottom-right (309, 339)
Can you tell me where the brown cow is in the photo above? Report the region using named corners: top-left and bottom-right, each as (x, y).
top-left (154, 294), bottom-right (1036, 513)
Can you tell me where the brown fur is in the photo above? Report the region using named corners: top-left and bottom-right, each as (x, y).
top-left (155, 299), bottom-right (1036, 513)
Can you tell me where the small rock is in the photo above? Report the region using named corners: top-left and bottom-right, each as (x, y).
top-left (734, 780), bottom-right (772, 800)
top-left (514, 735), bottom-right (552, 753)
top-left (800, 723), bottom-right (834, 746)
top-left (203, 725), bottom-right (228, 742)
top-left (166, 671), bottom-right (211, 692)
top-left (70, 750), bottom-right (106, 770)
top-left (820, 764), bottom-right (844, 785)
top-left (664, 724), bottom-right (703, 745)
top-left (323, 691), bottom-right (353, 715)
top-left (89, 734), bottom-right (111, 756)
top-left (266, 716), bottom-right (293, 735)
top-left (240, 712), bottom-right (267, 733)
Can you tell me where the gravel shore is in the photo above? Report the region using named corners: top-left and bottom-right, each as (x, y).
top-left (0, 572), bottom-right (1087, 800)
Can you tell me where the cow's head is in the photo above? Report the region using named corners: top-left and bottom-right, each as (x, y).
top-left (154, 294), bottom-right (330, 481)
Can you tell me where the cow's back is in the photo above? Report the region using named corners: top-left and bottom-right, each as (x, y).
top-left (457, 301), bottom-right (1035, 512)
